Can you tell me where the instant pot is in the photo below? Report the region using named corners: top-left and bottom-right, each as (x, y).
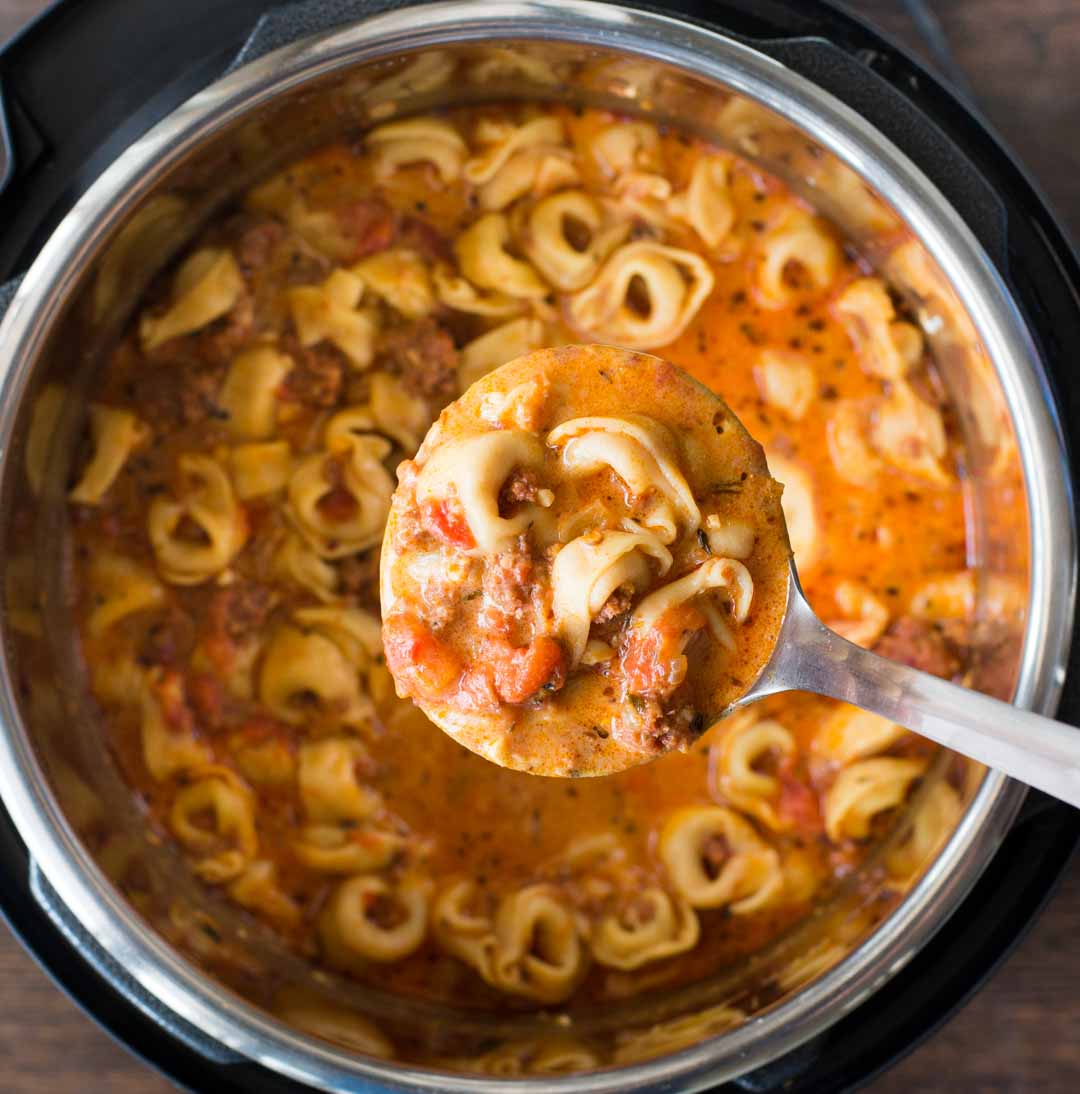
top-left (0, 1), bottom-right (1078, 1092)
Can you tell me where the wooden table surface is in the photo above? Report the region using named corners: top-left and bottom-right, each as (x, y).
top-left (0, 1), bottom-right (1078, 1091)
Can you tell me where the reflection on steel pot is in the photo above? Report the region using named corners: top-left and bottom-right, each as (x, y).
top-left (0, 3), bottom-right (1073, 1092)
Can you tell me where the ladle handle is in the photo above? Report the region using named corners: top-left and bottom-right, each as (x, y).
top-left (767, 592), bottom-right (1080, 809)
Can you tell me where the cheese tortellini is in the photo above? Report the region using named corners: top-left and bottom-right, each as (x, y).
top-left (552, 525), bottom-right (672, 665)
top-left (886, 780), bottom-right (963, 880)
top-left (230, 441), bottom-right (292, 499)
top-left (353, 249), bottom-right (435, 319)
top-left (872, 382), bottom-right (950, 483)
top-left (835, 277), bottom-right (924, 381)
top-left (659, 805), bottom-right (783, 914)
top-left (433, 881), bottom-right (584, 1003)
top-left (590, 888), bottom-right (699, 970)
top-left (518, 190), bottom-right (626, 291)
top-left (755, 211), bottom-right (840, 309)
top-left (755, 349), bottom-right (815, 422)
top-left (366, 116), bottom-right (466, 184)
top-left (630, 556), bottom-right (754, 637)
top-left (712, 715), bottom-right (797, 831)
top-left (491, 885), bottom-right (585, 1003)
top-left (565, 241), bottom-right (714, 349)
top-left (273, 990), bottom-right (393, 1059)
top-left (139, 671), bottom-right (213, 782)
top-left (548, 415), bottom-right (700, 542)
top-left (287, 434), bottom-right (394, 558)
top-left (288, 269), bottom-right (376, 370)
top-left (414, 429), bottom-right (545, 554)
top-left (459, 317), bottom-right (547, 390)
top-left (329, 373), bottom-right (433, 454)
top-left (813, 705), bottom-right (909, 765)
top-left (466, 116), bottom-right (577, 211)
top-left (668, 153), bottom-right (735, 249)
top-left (148, 454), bottom-right (247, 585)
top-left (319, 874), bottom-right (432, 966)
top-left (220, 346), bottom-right (293, 440)
top-left (590, 120), bottom-right (661, 177)
top-left (465, 116), bottom-right (563, 181)
top-left (764, 450), bottom-right (819, 573)
top-left (293, 823), bottom-right (407, 875)
top-left (273, 530), bottom-right (340, 602)
top-left (139, 248), bottom-right (244, 351)
top-left (228, 860), bottom-right (301, 929)
top-left (25, 382), bottom-right (65, 496)
top-left (455, 212), bottom-right (549, 300)
top-left (259, 625), bottom-right (371, 730)
top-left (298, 738), bottom-right (381, 824)
top-left (432, 263), bottom-right (525, 317)
top-left (69, 405), bottom-right (149, 505)
top-left (84, 553), bottom-right (165, 636)
top-left (433, 879), bottom-right (501, 974)
top-left (169, 765), bottom-right (258, 883)
top-left (824, 757), bottom-right (927, 842)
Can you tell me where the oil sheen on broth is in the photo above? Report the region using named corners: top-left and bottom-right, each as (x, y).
top-left (62, 102), bottom-right (971, 1012)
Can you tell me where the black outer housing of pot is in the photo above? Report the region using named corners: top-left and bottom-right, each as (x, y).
top-left (0, 1), bottom-right (1077, 1091)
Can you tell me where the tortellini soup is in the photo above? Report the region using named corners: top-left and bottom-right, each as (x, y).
top-left (59, 102), bottom-right (976, 1029)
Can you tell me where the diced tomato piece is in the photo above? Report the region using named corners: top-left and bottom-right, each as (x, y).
top-left (777, 768), bottom-right (824, 836)
top-left (489, 636), bottom-right (567, 704)
top-left (153, 670), bottom-right (196, 735)
top-left (382, 613), bottom-right (463, 701)
top-left (201, 632), bottom-right (237, 675)
top-left (235, 714), bottom-right (289, 744)
top-left (420, 497), bottom-right (476, 551)
top-left (187, 672), bottom-right (226, 730)
top-left (622, 604), bottom-right (706, 697)
top-left (335, 199), bottom-right (397, 260)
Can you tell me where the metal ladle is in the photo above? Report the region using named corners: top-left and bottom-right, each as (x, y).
top-left (736, 562), bottom-right (1080, 808)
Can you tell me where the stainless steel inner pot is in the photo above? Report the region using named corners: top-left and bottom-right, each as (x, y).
top-left (0, 2), bottom-right (1073, 1091)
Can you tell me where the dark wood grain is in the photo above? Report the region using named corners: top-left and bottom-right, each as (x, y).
top-left (0, 1), bottom-right (1078, 1091)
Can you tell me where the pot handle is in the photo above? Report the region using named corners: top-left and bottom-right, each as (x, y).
top-left (227, 0), bottom-right (427, 72)
top-left (0, 87), bottom-right (13, 199)
top-left (723, 32), bottom-right (1008, 272)
top-left (224, 0), bottom-right (1012, 277)
top-left (27, 859), bottom-right (245, 1067)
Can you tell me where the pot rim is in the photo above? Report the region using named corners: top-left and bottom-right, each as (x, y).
top-left (0, 2), bottom-right (1072, 1091)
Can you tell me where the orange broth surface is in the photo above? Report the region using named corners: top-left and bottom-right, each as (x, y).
top-left (70, 103), bottom-right (967, 1009)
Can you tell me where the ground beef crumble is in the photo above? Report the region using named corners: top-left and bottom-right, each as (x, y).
top-left (594, 584), bottom-right (635, 625)
top-left (702, 834), bottom-right (732, 874)
top-left (137, 609), bottom-right (196, 668)
top-left (481, 549), bottom-right (536, 628)
top-left (874, 616), bottom-right (965, 680)
top-left (335, 197), bottom-right (398, 260)
top-left (613, 696), bottom-right (698, 756)
top-left (398, 215), bottom-right (453, 263)
top-left (377, 318), bottom-right (458, 401)
top-left (234, 218), bottom-right (287, 273)
top-left (194, 291), bottom-right (256, 363)
top-left (280, 340), bottom-right (346, 408)
top-left (497, 468), bottom-right (541, 516)
top-left (134, 361), bottom-right (226, 428)
top-left (207, 583), bottom-right (276, 640)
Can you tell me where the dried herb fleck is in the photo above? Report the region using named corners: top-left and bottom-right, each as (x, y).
top-left (709, 480), bottom-right (743, 495)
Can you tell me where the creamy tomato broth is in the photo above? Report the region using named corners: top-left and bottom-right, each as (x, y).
top-left (60, 103), bottom-right (968, 1009)
top-left (381, 345), bottom-right (791, 776)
